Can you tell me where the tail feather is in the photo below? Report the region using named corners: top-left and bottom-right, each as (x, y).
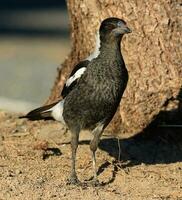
top-left (19, 101), bottom-right (59, 121)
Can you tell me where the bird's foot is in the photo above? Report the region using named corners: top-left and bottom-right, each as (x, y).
top-left (66, 175), bottom-right (81, 186)
top-left (89, 178), bottom-right (100, 187)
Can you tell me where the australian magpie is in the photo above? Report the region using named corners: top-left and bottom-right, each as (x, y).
top-left (21, 17), bottom-right (131, 186)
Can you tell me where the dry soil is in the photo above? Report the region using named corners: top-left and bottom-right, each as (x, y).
top-left (0, 111), bottom-right (181, 200)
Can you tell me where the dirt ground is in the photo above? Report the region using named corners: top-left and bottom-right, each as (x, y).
top-left (0, 111), bottom-right (181, 200)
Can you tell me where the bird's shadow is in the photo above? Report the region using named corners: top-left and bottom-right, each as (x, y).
top-left (80, 104), bottom-right (182, 186)
top-left (99, 126), bottom-right (182, 166)
top-left (101, 90), bottom-right (182, 168)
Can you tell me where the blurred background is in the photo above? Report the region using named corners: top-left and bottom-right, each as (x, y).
top-left (0, 0), bottom-right (70, 112)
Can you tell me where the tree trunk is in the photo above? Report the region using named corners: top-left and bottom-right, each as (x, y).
top-left (47, 0), bottom-right (182, 137)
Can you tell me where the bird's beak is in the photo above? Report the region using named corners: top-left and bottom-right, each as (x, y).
top-left (112, 26), bottom-right (132, 35)
top-left (124, 27), bottom-right (132, 34)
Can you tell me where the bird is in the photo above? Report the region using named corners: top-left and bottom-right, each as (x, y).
top-left (20, 17), bottom-right (131, 186)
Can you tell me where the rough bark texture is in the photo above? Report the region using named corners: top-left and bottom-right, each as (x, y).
top-left (47, 0), bottom-right (182, 137)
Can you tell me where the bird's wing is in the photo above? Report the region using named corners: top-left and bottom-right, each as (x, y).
top-left (61, 60), bottom-right (90, 98)
top-left (20, 60), bottom-right (89, 121)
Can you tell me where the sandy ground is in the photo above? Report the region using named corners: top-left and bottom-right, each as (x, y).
top-left (0, 111), bottom-right (182, 200)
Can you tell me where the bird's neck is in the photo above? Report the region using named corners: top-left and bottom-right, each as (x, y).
top-left (99, 37), bottom-right (122, 58)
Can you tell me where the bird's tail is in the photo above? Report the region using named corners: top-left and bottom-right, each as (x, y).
top-left (19, 100), bottom-right (63, 121)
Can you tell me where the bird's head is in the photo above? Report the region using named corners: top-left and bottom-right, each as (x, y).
top-left (99, 17), bottom-right (131, 42)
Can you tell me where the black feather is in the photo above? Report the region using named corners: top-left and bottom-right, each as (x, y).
top-left (19, 101), bottom-right (59, 120)
top-left (61, 60), bottom-right (90, 98)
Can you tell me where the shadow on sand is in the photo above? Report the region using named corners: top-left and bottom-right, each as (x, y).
top-left (80, 105), bottom-right (182, 185)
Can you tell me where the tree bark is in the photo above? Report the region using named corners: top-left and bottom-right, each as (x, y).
top-left (47, 0), bottom-right (182, 137)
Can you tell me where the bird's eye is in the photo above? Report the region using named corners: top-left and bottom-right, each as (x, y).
top-left (105, 24), bottom-right (115, 30)
top-left (117, 21), bottom-right (123, 27)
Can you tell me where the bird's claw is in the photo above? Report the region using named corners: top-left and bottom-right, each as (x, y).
top-left (89, 179), bottom-right (100, 187)
top-left (66, 176), bottom-right (81, 186)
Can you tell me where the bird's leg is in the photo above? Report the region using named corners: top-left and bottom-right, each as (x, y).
top-left (91, 150), bottom-right (97, 181)
top-left (67, 130), bottom-right (80, 185)
top-left (90, 124), bottom-right (104, 186)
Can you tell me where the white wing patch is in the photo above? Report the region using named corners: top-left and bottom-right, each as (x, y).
top-left (66, 67), bottom-right (86, 87)
top-left (86, 31), bottom-right (101, 61)
top-left (64, 32), bottom-right (100, 90)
